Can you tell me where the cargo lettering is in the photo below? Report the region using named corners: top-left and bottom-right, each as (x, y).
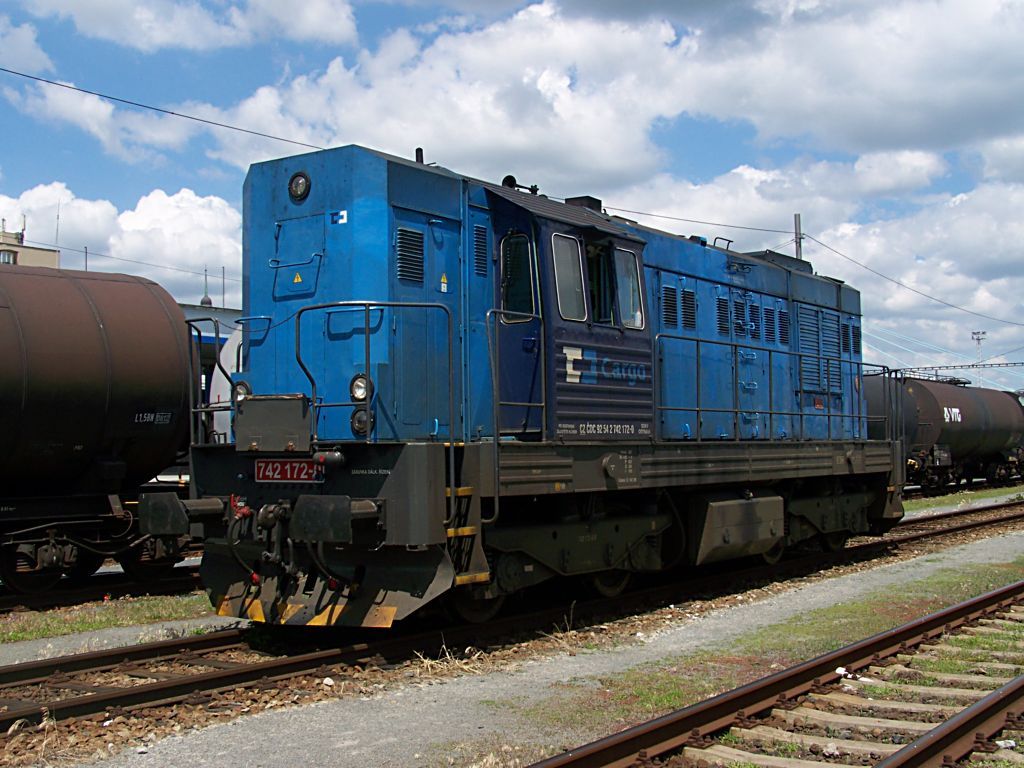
top-left (563, 345), bottom-right (648, 387)
top-left (943, 407), bottom-right (962, 423)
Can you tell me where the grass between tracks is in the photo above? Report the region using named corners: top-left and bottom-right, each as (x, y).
top-left (901, 483), bottom-right (1024, 513)
top-left (0, 592), bottom-right (212, 644)
top-left (513, 557), bottom-right (1024, 742)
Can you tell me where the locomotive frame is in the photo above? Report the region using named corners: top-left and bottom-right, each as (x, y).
top-left (142, 145), bottom-right (905, 628)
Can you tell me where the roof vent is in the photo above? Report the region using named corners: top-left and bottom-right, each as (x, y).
top-left (565, 195), bottom-right (602, 213)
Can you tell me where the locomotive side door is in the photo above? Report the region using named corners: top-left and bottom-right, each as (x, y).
top-left (495, 232), bottom-right (543, 436)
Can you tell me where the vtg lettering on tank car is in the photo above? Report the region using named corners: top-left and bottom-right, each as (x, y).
top-left (141, 145), bottom-right (905, 628)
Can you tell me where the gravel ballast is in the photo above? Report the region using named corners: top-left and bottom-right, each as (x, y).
top-left (70, 530), bottom-right (1024, 768)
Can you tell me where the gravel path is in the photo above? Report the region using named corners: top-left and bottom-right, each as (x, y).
top-left (76, 530), bottom-right (1024, 768)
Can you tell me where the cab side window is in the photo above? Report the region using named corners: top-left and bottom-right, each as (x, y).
top-left (614, 248), bottom-right (644, 329)
top-left (552, 234), bottom-right (587, 321)
top-left (501, 234), bottom-right (534, 322)
top-left (586, 242), bottom-right (616, 324)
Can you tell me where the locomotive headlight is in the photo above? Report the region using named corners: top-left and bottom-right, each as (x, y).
top-left (233, 381), bottom-right (252, 402)
top-left (288, 171), bottom-right (311, 202)
top-left (350, 408), bottom-right (374, 436)
top-left (349, 373), bottom-right (373, 402)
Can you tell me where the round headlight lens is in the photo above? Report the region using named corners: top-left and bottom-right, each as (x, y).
top-left (288, 171), bottom-right (310, 202)
top-left (233, 381), bottom-right (251, 402)
top-left (349, 373), bottom-right (373, 402)
top-left (350, 408), bottom-right (374, 436)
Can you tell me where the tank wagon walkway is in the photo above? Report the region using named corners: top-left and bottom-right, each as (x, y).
top-left (71, 531), bottom-right (1024, 768)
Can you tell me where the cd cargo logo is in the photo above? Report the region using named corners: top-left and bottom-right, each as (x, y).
top-left (563, 345), bottom-right (648, 387)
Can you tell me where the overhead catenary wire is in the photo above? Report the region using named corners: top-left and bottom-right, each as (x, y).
top-left (24, 238), bottom-right (241, 283)
top-left (871, 327), bottom-right (1024, 382)
top-left (864, 330), bottom-right (1005, 388)
top-left (860, 340), bottom-right (916, 371)
top-left (0, 66), bottom-right (324, 151)
top-left (602, 205), bottom-right (792, 234)
top-left (805, 234), bottom-right (1024, 328)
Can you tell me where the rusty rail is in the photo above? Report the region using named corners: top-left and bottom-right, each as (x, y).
top-left (530, 580), bottom-right (1024, 768)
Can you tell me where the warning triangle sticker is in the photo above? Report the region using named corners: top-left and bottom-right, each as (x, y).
top-left (293, 272), bottom-right (303, 284)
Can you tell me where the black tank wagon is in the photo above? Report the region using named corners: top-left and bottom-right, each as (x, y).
top-left (867, 375), bottom-right (1024, 492)
top-left (0, 266), bottom-right (192, 590)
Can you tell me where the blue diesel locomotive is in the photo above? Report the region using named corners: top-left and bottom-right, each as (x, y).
top-left (142, 145), bottom-right (904, 627)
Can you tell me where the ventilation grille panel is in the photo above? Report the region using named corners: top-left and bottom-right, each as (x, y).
top-left (764, 307), bottom-right (776, 343)
top-left (748, 304), bottom-right (761, 339)
top-left (716, 297), bottom-right (730, 335)
top-left (396, 227), bottom-right (425, 282)
top-left (681, 289), bottom-right (697, 330)
top-left (473, 225), bottom-right (488, 277)
top-left (779, 309), bottom-right (790, 345)
top-left (661, 285), bottom-right (678, 327)
top-left (733, 299), bottom-right (747, 336)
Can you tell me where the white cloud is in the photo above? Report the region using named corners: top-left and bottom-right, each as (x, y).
top-left (813, 182), bottom-right (1024, 379)
top-left (670, 0), bottom-right (1024, 153)
top-left (23, 0), bottom-right (357, 52)
top-left (852, 152), bottom-right (948, 196)
top-left (6, 80), bottom-right (198, 163)
top-left (112, 188), bottom-right (242, 304)
top-left (14, 0), bottom-right (1022, 192)
top-left (0, 182), bottom-right (120, 255)
top-left (0, 15), bottom-right (53, 73)
top-left (230, 0), bottom-right (356, 45)
top-left (977, 135), bottom-right (1024, 183)
top-left (186, 4), bottom-right (695, 191)
top-left (0, 183), bottom-right (241, 306)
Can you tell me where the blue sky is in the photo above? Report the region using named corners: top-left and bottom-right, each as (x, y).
top-left (2, 0), bottom-right (1024, 386)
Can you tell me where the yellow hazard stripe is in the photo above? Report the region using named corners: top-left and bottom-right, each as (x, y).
top-left (454, 571), bottom-right (491, 586)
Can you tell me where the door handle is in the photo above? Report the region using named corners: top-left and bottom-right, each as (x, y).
top-left (522, 336), bottom-right (537, 353)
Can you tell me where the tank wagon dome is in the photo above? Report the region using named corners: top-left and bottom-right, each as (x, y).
top-left (0, 265), bottom-right (191, 495)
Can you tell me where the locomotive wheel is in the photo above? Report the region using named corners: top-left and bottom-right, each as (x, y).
top-left (760, 540), bottom-right (785, 565)
top-left (65, 548), bottom-right (108, 580)
top-left (448, 591), bottom-right (506, 624)
top-left (116, 548), bottom-right (179, 583)
top-left (820, 532), bottom-right (849, 553)
top-left (0, 544), bottom-right (63, 593)
top-left (590, 570), bottom-right (632, 598)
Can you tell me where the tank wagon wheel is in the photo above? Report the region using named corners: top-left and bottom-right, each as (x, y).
top-left (115, 546), bottom-right (179, 583)
top-left (0, 544), bottom-right (63, 593)
top-left (447, 590), bottom-right (506, 624)
top-left (589, 569), bottom-right (632, 598)
top-left (760, 540), bottom-right (786, 565)
top-left (65, 548), bottom-right (108, 580)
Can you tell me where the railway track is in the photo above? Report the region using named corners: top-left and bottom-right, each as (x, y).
top-left (530, 580), bottom-right (1024, 768)
top-left (1, 499), bottom-right (1022, 752)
